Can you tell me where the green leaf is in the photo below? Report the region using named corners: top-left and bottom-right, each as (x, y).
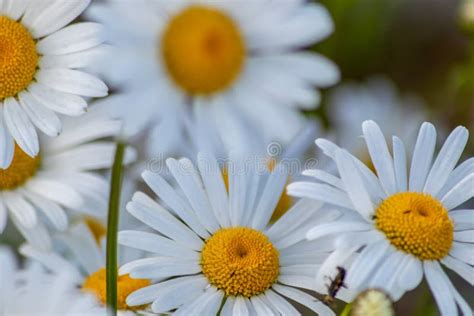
top-left (106, 142), bottom-right (126, 316)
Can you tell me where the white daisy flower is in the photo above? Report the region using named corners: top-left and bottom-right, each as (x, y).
top-left (87, 0), bottom-right (339, 143)
top-left (117, 152), bottom-right (340, 315)
top-left (0, 246), bottom-right (104, 316)
top-left (328, 77), bottom-right (428, 167)
top-left (0, 109), bottom-right (136, 250)
top-left (288, 120), bottom-right (473, 315)
top-left (20, 221), bottom-right (150, 315)
top-left (0, 0), bottom-right (108, 167)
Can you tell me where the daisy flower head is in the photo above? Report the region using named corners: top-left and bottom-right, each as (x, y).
top-left (328, 77), bottom-right (428, 167)
top-left (0, 0), bottom-right (108, 168)
top-left (20, 220), bottom-right (150, 315)
top-left (88, 0), bottom-right (339, 142)
top-left (288, 120), bottom-right (473, 315)
top-left (0, 246), bottom-right (104, 316)
top-left (0, 109), bottom-right (136, 250)
top-left (117, 152), bottom-right (340, 315)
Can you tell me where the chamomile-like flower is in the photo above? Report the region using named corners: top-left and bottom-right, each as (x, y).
top-left (0, 0), bottom-right (108, 167)
top-left (328, 77), bottom-right (428, 168)
top-left (288, 121), bottom-right (473, 315)
top-left (88, 0), bottom-right (339, 143)
top-left (0, 246), bottom-right (104, 316)
top-left (20, 221), bottom-right (150, 315)
top-left (0, 109), bottom-right (135, 250)
top-left (117, 152), bottom-right (339, 315)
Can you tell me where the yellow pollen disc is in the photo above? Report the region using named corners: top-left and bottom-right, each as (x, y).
top-left (201, 227), bottom-right (279, 297)
top-left (0, 145), bottom-right (40, 190)
top-left (375, 192), bottom-right (454, 260)
top-left (161, 5), bottom-right (245, 95)
top-left (0, 16), bottom-right (38, 100)
top-left (82, 268), bottom-right (151, 310)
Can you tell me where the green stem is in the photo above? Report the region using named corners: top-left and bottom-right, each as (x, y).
top-left (106, 142), bottom-right (126, 316)
top-left (340, 303), bottom-right (352, 316)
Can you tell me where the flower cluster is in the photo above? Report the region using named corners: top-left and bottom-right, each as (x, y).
top-left (0, 1), bottom-right (472, 316)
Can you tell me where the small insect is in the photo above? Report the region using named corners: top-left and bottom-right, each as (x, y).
top-left (323, 266), bottom-right (346, 306)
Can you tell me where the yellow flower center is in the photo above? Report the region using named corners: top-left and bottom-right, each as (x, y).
top-left (201, 227), bottom-right (279, 297)
top-left (82, 268), bottom-right (151, 311)
top-left (0, 16), bottom-right (39, 100)
top-left (0, 145), bottom-right (41, 190)
top-left (161, 5), bottom-right (245, 95)
top-left (375, 192), bottom-right (454, 260)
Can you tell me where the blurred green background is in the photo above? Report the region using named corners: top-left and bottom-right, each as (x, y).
top-left (313, 0), bottom-right (473, 154)
top-left (310, 0), bottom-right (473, 314)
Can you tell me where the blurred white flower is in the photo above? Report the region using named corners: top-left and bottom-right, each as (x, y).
top-left (328, 77), bottom-right (428, 165)
top-left (0, 109), bottom-right (136, 250)
top-left (87, 0), bottom-right (339, 145)
top-left (0, 0), bottom-right (108, 167)
top-left (20, 221), bottom-right (149, 315)
top-left (117, 152), bottom-right (340, 315)
top-left (0, 245), bottom-right (104, 316)
top-left (289, 121), bottom-right (473, 315)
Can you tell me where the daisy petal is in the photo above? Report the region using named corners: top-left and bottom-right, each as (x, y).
top-left (302, 169), bottom-right (345, 190)
top-left (424, 126), bottom-right (469, 196)
top-left (233, 296), bottom-right (249, 316)
top-left (438, 158), bottom-right (474, 198)
top-left (441, 256), bottom-right (474, 286)
top-left (221, 297), bottom-right (236, 316)
top-left (36, 69), bottom-right (108, 97)
top-left (21, 189), bottom-right (67, 231)
top-left (166, 158), bottom-right (220, 233)
top-left (409, 122), bottom-right (437, 192)
top-left (287, 182), bottom-right (353, 209)
top-left (197, 152), bottom-right (231, 228)
top-left (450, 209), bottom-right (474, 229)
top-left (424, 261), bottom-right (457, 316)
top-left (18, 91), bottom-right (62, 137)
top-left (27, 83), bottom-right (87, 116)
top-left (449, 242), bottom-right (474, 265)
top-left (264, 290), bottom-right (299, 315)
top-left (392, 136), bottom-right (408, 192)
top-left (118, 230), bottom-right (199, 260)
top-left (0, 0), bottom-right (27, 20)
top-left (3, 191), bottom-right (37, 228)
top-left (362, 120), bottom-right (397, 195)
top-left (252, 163), bottom-right (289, 230)
top-left (397, 255), bottom-right (423, 291)
top-left (141, 171), bottom-right (210, 239)
top-left (145, 276), bottom-right (208, 313)
top-left (335, 149), bottom-right (374, 219)
top-left (127, 192), bottom-right (203, 251)
top-left (27, 0), bottom-right (91, 38)
top-left (0, 110), bottom-right (14, 169)
top-left (306, 222), bottom-right (372, 241)
top-left (441, 174), bottom-right (474, 210)
top-left (273, 284), bottom-right (334, 316)
top-left (0, 198), bottom-right (7, 233)
top-left (37, 23), bottom-right (104, 55)
top-left (454, 230), bottom-right (474, 243)
top-left (3, 97), bottom-right (39, 157)
top-left (250, 295), bottom-right (275, 316)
